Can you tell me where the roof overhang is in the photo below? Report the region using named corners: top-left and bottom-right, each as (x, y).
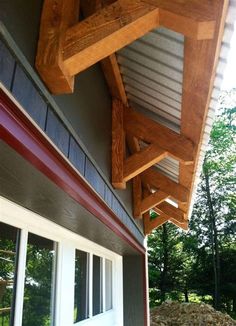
top-left (35, 0), bottom-right (231, 234)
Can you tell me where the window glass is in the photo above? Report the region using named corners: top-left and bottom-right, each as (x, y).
top-left (74, 250), bottom-right (89, 323)
top-left (0, 222), bottom-right (19, 326)
top-left (92, 255), bottom-right (103, 316)
top-left (22, 233), bottom-right (56, 326)
top-left (105, 259), bottom-right (112, 311)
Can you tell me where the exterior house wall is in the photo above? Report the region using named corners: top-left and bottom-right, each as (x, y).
top-left (0, 0), bottom-right (144, 238)
top-left (0, 2), bottom-right (148, 325)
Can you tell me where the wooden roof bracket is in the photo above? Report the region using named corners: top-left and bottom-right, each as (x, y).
top-left (35, 0), bottom-right (216, 94)
top-left (112, 100), bottom-right (195, 189)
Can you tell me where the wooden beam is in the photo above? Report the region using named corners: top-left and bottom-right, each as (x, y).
top-left (124, 107), bottom-right (195, 164)
top-left (179, 0), bottom-right (229, 216)
top-left (124, 143), bottom-right (167, 182)
top-left (144, 213), bottom-right (169, 235)
top-left (133, 175), bottom-right (142, 219)
top-left (81, 1), bottom-right (128, 105)
top-left (140, 190), bottom-right (168, 214)
top-left (144, 0), bottom-right (216, 40)
top-left (101, 55), bottom-right (128, 105)
top-left (112, 99), bottom-right (125, 189)
top-left (35, 0), bottom-right (79, 94)
top-left (170, 218), bottom-right (189, 231)
top-left (141, 168), bottom-right (189, 204)
top-left (155, 201), bottom-right (186, 223)
top-left (63, 0), bottom-right (160, 76)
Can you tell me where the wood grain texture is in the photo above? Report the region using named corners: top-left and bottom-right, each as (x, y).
top-left (112, 99), bottom-right (125, 189)
top-left (63, 0), bottom-right (159, 75)
top-left (140, 190), bottom-right (168, 214)
top-left (124, 143), bottom-right (167, 181)
top-left (179, 0), bottom-right (229, 216)
top-left (170, 218), bottom-right (189, 231)
top-left (144, 0), bottom-right (216, 39)
top-left (101, 54), bottom-right (128, 105)
top-left (35, 0), bottom-right (79, 94)
top-left (125, 107), bottom-right (195, 164)
top-left (141, 168), bottom-right (189, 204)
top-left (155, 201), bottom-right (186, 223)
top-left (81, 0), bottom-right (128, 104)
top-left (144, 214), bottom-right (168, 235)
top-left (133, 175), bottom-right (142, 219)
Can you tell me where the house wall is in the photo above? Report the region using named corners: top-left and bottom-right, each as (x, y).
top-left (0, 0), bottom-right (143, 235)
top-left (0, 2), bottom-right (147, 325)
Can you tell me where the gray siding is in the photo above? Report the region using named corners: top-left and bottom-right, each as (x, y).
top-left (123, 256), bottom-right (145, 326)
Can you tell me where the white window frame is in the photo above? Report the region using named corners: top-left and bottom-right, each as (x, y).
top-left (0, 196), bottom-right (123, 326)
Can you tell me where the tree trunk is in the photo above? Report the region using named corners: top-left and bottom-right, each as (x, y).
top-left (160, 223), bottom-right (168, 302)
top-left (204, 163), bottom-right (221, 310)
top-left (184, 288), bottom-right (189, 302)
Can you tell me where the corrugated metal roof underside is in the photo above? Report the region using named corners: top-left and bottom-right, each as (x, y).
top-left (117, 27), bottom-right (183, 185)
top-left (117, 1), bottom-right (235, 219)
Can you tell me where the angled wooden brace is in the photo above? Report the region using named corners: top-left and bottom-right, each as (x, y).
top-left (112, 100), bottom-right (168, 189)
top-left (80, 0), bottom-right (128, 105)
top-left (126, 131), bottom-right (189, 219)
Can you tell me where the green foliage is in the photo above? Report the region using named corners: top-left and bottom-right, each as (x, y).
top-left (148, 90), bottom-right (236, 317)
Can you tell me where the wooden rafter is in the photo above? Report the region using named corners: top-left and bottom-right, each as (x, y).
top-left (63, 1), bottom-right (160, 76)
top-left (80, 0), bottom-right (128, 105)
top-left (178, 0), bottom-right (229, 216)
top-left (36, 0), bottom-right (217, 94)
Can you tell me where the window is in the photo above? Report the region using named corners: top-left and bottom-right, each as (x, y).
top-left (0, 222), bottom-right (20, 326)
top-left (92, 255), bottom-right (103, 316)
top-left (0, 197), bottom-right (123, 326)
top-left (74, 250), bottom-right (89, 323)
top-left (22, 233), bottom-right (56, 326)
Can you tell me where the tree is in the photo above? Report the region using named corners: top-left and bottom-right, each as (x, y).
top-left (148, 90), bottom-right (236, 317)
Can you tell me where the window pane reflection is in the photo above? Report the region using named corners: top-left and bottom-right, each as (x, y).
top-left (74, 250), bottom-right (89, 323)
top-left (0, 222), bottom-right (19, 326)
top-left (93, 255), bottom-right (103, 316)
top-left (105, 259), bottom-right (112, 311)
top-left (22, 233), bottom-right (56, 326)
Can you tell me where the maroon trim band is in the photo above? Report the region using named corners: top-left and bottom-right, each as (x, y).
top-left (0, 88), bottom-right (146, 255)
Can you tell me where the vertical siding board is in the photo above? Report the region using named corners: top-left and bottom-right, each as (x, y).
top-left (0, 39), bottom-right (15, 90)
top-left (68, 137), bottom-right (86, 175)
top-left (45, 108), bottom-right (70, 157)
top-left (12, 64), bottom-right (47, 129)
top-left (104, 185), bottom-right (113, 209)
top-left (85, 158), bottom-right (105, 199)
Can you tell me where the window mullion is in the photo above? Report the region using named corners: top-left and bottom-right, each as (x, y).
top-left (102, 258), bottom-right (106, 313)
top-left (14, 229), bottom-right (28, 326)
top-left (89, 253), bottom-right (93, 318)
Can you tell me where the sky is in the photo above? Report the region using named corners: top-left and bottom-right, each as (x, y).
top-left (222, 21), bottom-right (236, 90)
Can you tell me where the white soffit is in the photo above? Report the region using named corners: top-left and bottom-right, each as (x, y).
top-left (117, 0), bottom-right (236, 219)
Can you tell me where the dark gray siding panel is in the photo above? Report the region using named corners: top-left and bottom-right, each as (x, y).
top-left (12, 64), bottom-right (47, 129)
top-left (123, 256), bottom-right (145, 326)
top-left (0, 39), bottom-right (15, 90)
top-left (69, 137), bottom-right (86, 176)
top-left (85, 158), bottom-right (105, 199)
top-left (45, 108), bottom-right (70, 157)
